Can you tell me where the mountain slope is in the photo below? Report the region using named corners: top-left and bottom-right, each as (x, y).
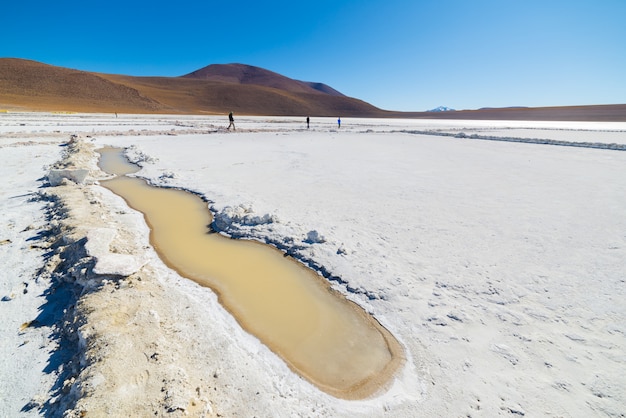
top-left (0, 59), bottom-right (376, 115)
top-left (0, 59), bottom-right (163, 113)
top-left (101, 73), bottom-right (378, 116)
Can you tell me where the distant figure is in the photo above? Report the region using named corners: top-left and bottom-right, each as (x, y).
top-left (337, 117), bottom-right (341, 129)
top-left (306, 116), bottom-right (310, 129)
top-left (227, 112), bottom-right (235, 130)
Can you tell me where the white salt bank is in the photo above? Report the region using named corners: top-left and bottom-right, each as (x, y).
top-left (0, 113), bottom-right (624, 417)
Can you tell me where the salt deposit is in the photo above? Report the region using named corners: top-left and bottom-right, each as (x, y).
top-left (1, 113), bottom-right (625, 417)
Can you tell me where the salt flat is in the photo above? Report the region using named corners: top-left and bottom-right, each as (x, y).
top-left (1, 113), bottom-right (625, 417)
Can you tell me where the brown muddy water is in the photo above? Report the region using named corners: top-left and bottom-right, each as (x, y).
top-left (97, 147), bottom-right (403, 399)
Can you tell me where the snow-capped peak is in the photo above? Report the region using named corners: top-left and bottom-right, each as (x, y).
top-left (428, 106), bottom-right (455, 112)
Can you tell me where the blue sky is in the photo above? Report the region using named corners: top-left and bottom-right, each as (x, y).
top-left (2, 0), bottom-right (625, 111)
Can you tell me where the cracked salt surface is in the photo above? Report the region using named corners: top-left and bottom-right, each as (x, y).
top-left (1, 113), bottom-right (625, 417)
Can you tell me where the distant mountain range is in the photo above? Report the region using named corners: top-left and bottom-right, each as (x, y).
top-left (428, 106), bottom-right (455, 112)
top-left (1, 59), bottom-right (624, 121)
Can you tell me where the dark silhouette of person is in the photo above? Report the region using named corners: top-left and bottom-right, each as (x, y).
top-left (227, 112), bottom-right (235, 130)
top-left (306, 116), bottom-right (310, 129)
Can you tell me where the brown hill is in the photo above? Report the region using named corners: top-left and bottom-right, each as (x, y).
top-left (0, 58), bottom-right (377, 116)
top-left (0, 58), bottom-right (624, 120)
top-left (0, 58), bottom-right (162, 113)
top-left (100, 73), bottom-right (377, 116)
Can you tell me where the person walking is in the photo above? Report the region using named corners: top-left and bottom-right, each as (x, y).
top-left (306, 116), bottom-right (310, 129)
top-left (337, 117), bottom-right (341, 129)
top-left (227, 112), bottom-right (236, 130)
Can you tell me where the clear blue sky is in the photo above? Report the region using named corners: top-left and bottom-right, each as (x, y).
top-left (3, 0), bottom-right (625, 111)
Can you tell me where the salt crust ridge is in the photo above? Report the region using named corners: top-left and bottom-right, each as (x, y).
top-left (398, 129), bottom-right (626, 150)
top-left (34, 137), bottom-right (221, 416)
top-left (33, 136), bottom-right (417, 417)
